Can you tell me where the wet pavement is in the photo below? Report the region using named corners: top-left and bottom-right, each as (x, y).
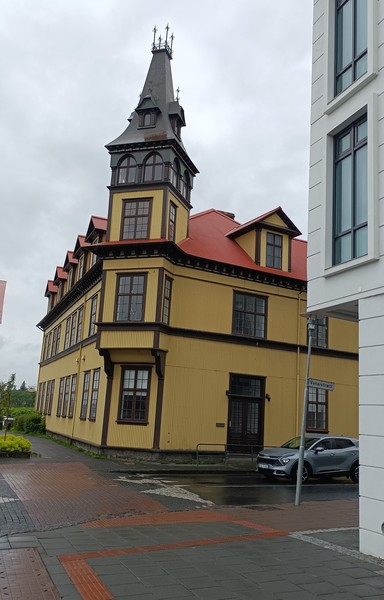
top-left (0, 436), bottom-right (382, 600)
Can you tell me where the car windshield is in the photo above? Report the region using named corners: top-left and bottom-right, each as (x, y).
top-left (281, 436), bottom-right (320, 450)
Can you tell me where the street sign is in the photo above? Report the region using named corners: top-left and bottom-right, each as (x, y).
top-left (308, 378), bottom-right (335, 391)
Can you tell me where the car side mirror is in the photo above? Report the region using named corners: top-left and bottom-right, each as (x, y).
top-left (314, 446), bottom-right (325, 454)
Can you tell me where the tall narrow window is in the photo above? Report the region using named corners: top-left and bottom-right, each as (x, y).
top-left (143, 153), bottom-right (163, 182)
top-left (233, 292), bottom-right (267, 339)
top-left (334, 116), bottom-right (367, 265)
top-left (118, 367), bottom-right (150, 422)
top-left (68, 374), bottom-right (77, 419)
top-left (139, 112), bottom-right (156, 128)
top-left (116, 274), bottom-right (146, 322)
top-left (122, 200), bottom-right (150, 240)
top-left (57, 378), bottom-right (65, 417)
top-left (67, 268), bottom-right (73, 290)
top-left (37, 383), bottom-right (44, 412)
top-left (307, 388), bottom-right (328, 431)
top-left (47, 379), bottom-right (55, 415)
top-left (168, 202), bottom-right (176, 242)
top-left (80, 371), bottom-right (91, 419)
top-left (118, 155), bottom-right (137, 184)
top-left (162, 277), bottom-right (173, 325)
top-left (69, 312), bottom-right (77, 347)
top-left (169, 159), bottom-right (180, 189)
top-left (266, 233), bottom-right (282, 269)
top-left (312, 317), bottom-right (328, 348)
top-left (64, 318), bottom-right (71, 350)
top-left (88, 295), bottom-right (98, 336)
top-left (335, 0), bottom-right (367, 95)
top-left (76, 307), bottom-right (83, 344)
top-left (76, 254), bottom-right (85, 282)
top-left (61, 376), bottom-right (71, 417)
top-left (89, 369), bottom-right (100, 421)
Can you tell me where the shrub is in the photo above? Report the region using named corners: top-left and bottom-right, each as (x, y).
top-left (14, 412), bottom-right (45, 434)
top-left (0, 434), bottom-right (31, 453)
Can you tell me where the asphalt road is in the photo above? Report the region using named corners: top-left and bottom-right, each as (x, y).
top-left (137, 472), bottom-right (359, 507)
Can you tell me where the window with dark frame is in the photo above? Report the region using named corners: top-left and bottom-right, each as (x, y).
top-left (115, 274), bottom-right (146, 322)
top-left (56, 377), bottom-right (65, 417)
top-left (69, 312), bottom-right (77, 347)
top-left (139, 112), bottom-right (156, 128)
top-left (68, 374), bottom-right (77, 418)
top-left (43, 382), bottom-right (50, 415)
top-left (143, 153), bottom-right (163, 182)
top-left (169, 159), bottom-right (180, 189)
top-left (118, 367), bottom-right (150, 422)
top-left (76, 254), bottom-right (85, 282)
top-left (118, 155), bottom-right (137, 185)
top-left (122, 200), bottom-right (150, 240)
top-left (89, 295), bottom-right (98, 336)
top-left (80, 371), bottom-right (91, 419)
top-left (307, 388), bottom-right (328, 431)
top-left (334, 116), bottom-right (367, 265)
top-left (168, 202), bottom-right (176, 242)
top-left (61, 376), bottom-right (70, 417)
top-left (89, 369), bottom-right (100, 421)
top-left (76, 307), bottom-right (83, 344)
top-left (232, 292), bottom-right (267, 339)
top-left (335, 0), bottom-right (367, 96)
top-left (64, 317), bottom-right (71, 350)
top-left (47, 380), bottom-right (55, 415)
top-left (266, 232), bottom-right (283, 269)
top-left (312, 317), bottom-right (328, 348)
top-left (162, 277), bottom-right (173, 325)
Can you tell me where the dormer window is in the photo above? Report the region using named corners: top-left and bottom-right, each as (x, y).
top-left (143, 153), bottom-right (163, 182)
top-left (118, 155), bottom-right (137, 185)
top-left (266, 233), bottom-right (282, 270)
top-left (139, 111), bottom-right (156, 128)
top-left (171, 117), bottom-right (181, 138)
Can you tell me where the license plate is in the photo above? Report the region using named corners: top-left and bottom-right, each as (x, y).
top-left (258, 463), bottom-right (269, 469)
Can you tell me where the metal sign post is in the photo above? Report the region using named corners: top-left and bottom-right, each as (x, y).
top-left (295, 318), bottom-right (315, 507)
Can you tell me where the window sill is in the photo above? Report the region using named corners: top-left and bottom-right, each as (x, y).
top-left (324, 253), bottom-right (378, 278)
top-left (325, 71), bottom-right (377, 115)
top-left (116, 420), bottom-right (148, 426)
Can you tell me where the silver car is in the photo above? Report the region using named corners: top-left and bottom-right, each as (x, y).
top-left (256, 434), bottom-right (359, 483)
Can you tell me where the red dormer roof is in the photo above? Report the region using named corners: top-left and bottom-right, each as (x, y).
top-left (226, 206), bottom-right (301, 239)
top-left (73, 235), bottom-right (90, 258)
top-left (44, 280), bottom-right (58, 298)
top-left (63, 250), bottom-right (78, 272)
top-left (178, 208), bottom-right (306, 281)
top-left (85, 216), bottom-right (108, 242)
top-left (53, 266), bottom-right (68, 285)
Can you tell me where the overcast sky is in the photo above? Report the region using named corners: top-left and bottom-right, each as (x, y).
top-left (0, 1), bottom-right (313, 387)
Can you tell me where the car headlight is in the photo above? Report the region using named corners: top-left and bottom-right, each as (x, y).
top-left (279, 457), bottom-right (291, 465)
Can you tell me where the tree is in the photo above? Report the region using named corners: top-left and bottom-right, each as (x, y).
top-left (0, 374), bottom-right (16, 440)
top-left (19, 381), bottom-right (27, 391)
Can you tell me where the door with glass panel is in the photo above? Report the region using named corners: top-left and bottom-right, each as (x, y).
top-left (227, 374), bottom-right (265, 453)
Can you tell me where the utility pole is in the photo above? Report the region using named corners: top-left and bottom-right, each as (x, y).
top-left (295, 317), bottom-right (316, 506)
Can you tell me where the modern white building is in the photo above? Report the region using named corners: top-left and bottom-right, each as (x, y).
top-left (307, 0), bottom-right (384, 558)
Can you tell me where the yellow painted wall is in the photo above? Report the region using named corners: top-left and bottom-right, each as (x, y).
top-left (109, 190), bottom-right (164, 241)
top-left (168, 192), bottom-right (189, 243)
top-left (233, 231), bottom-right (255, 259)
top-left (101, 266), bottom-right (159, 323)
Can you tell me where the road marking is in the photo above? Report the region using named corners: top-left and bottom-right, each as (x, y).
top-left (0, 497), bottom-right (17, 504)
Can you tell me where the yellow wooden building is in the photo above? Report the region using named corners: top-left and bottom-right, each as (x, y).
top-left (36, 34), bottom-right (358, 458)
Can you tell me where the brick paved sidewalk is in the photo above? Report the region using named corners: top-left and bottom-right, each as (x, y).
top-left (2, 502), bottom-right (384, 600)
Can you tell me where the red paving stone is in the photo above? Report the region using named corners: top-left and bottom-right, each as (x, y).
top-left (0, 548), bottom-right (60, 599)
top-left (0, 462), bottom-right (166, 528)
top-left (62, 509), bottom-right (288, 600)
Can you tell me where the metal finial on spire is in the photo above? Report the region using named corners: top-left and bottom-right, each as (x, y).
top-left (176, 87), bottom-right (180, 101)
top-left (151, 25), bottom-right (174, 58)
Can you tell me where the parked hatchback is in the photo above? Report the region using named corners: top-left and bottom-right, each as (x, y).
top-left (256, 434), bottom-right (359, 483)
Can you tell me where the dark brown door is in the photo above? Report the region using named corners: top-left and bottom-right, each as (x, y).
top-left (228, 398), bottom-right (264, 453)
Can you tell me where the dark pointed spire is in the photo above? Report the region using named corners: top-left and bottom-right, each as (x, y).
top-left (106, 26), bottom-right (188, 152)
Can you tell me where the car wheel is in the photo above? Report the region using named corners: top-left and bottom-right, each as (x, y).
top-left (350, 462), bottom-right (359, 483)
top-left (291, 462), bottom-right (311, 484)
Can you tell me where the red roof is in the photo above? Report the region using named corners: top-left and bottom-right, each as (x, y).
top-left (45, 280), bottom-right (58, 297)
top-left (179, 209), bottom-right (306, 281)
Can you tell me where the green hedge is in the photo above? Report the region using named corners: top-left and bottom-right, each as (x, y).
top-left (13, 412), bottom-right (46, 434)
top-left (0, 434), bottom-right (31, 453)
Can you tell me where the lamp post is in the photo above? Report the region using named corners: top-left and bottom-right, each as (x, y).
top-left (295, 317), bottom-right (316, 506)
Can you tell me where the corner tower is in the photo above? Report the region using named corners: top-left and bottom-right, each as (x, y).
top-left (105, 27), bottom-right (198, 244)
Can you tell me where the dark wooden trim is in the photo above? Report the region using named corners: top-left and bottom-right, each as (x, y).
top-left (100, 349), bottom-right (114, 446)
top-left (161, 189), bottom-right (168, 239)
top-left (151, 341), bottom-right (167, 450)
top-left (96, 321), bottom-right (358, 361)
top-left (255, 230), bottom-right (261, 265)
top-left (38, 263), bottom-right (102, 330)
top-left (155, 269), bottom-right (164, 322)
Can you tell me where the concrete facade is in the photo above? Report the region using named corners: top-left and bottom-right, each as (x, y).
top-left (307, 0), bottom-right (384, 558)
